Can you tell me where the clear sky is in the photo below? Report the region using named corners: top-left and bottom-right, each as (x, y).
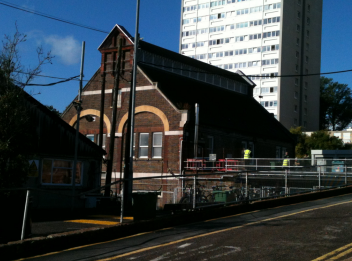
top-left (0, 0), bottom-right (351, 112)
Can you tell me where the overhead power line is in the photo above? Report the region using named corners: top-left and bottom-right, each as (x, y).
top-left (0, 1), bottom-right (109, 34)
top-left (15, 75), bottom-right (79, 87)
top-left (12, 65), bottom-right (352, 87)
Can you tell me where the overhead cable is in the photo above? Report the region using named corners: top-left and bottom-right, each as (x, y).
top-left (12, 64), bottom-right (352, 87)
top-left (15, 75), bottom-right (79, 87)
top-left (0, 1), bottom-right (109, 34)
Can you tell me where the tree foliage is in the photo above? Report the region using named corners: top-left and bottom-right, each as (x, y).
top-left (0, 25), bottom-right (52, 189)
top-left (45, 105), bottom-right (61, 117)
top-left (290, 126), bottom-right (345, 157)
top-left (320, 77), bottom-right (352, 131)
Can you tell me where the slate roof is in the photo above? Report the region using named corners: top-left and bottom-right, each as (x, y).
top-left (139, 63), bottom-right (294, 143)
top-left (138, 40), bottom-right (256, 88)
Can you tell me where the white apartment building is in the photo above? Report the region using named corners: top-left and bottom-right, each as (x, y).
top-left (179, 0), bottom-right (322, 131)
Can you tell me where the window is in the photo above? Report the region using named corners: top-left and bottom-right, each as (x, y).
top-left (296, 64), bottom-right (299, 72)
top-left (305, 82), bottom-right (308, 89)
top-left (297, 11), bottom-right (301, 18)
top-left (295, 78), bottom-right (299, 85)
top-left (307, 30), bottom-right (310, 37)
top-left (304, 108), bottom-right (307, 115)
top-left (304, 95), bottom-right (307, 102)
top-left (297, 38), bottom-right (300, 45)
top-left (294, 91), bottom-right (298, 99)
top-left (305, 56), bottom-right (309, 63)
top-left (270, 87), bottom-right (277, 93)
top-left (139, 133), bottom-right (149, 158)
top-left (86, 134), bottom-right (94, 143)
top-left (307, 17), bottom-right (310, 25)
top-left (152, 132), bottom-right (162, 158)
top-left (97, 134), bottom-right (106, 150)
top-left (133, 133), bottom-right (136, 157)
top-left (296, 51), bottom-right (299, 58)
top-left (296, 24), bottom-right (300, 31)
top-left (294, 119), bottom-right (298, 126)
top-left (117, 90), bottom-right (122, 107)
top-left (307, 4), bottom-right (311, 12)
top-left (42, 159), bottom-right (82, 185)
top-left (294, 105), bottom-right (298, 112)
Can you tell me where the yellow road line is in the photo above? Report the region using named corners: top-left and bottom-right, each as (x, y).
top-left (64, 220), bottom-right (119, 225)
top-left (311, 242), bottom-right (352, 261)
top-left (16, 232), bottom-right (159, 261)
top-left (17, 196), bottom-right (352, 261)
top-left (204, 210), bottom-right (260, 222)
top-left (330, 247), bottom-right (352, 260)
top-left (97, 200), bottom-right (352, 261)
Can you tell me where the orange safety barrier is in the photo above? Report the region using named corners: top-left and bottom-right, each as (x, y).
top-left (186, 159), bottom-right (206, 170)
top-left (216, 159), bottom-right (239, 172)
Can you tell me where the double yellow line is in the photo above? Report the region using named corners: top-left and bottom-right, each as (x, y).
top-left (98, 200), bottom-right (352, 261)
top-left (312, 242), bottom-right (352, 260)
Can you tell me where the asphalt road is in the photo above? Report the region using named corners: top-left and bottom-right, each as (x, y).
top-left (18, 193), bottom-right (352, 261)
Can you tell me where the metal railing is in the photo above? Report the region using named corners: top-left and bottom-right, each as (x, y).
top-left (176, 158), bottom-right (352, 210)
top-left (184, 158), bottom-right (352, 172)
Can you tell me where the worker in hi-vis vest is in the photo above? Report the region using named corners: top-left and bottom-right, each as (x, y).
top-left (244, 149), bottom-right (251, 159)
top-left (243, 148), bottom-right (252, 169)
top-left (282, 152), bottom-right (289, 167)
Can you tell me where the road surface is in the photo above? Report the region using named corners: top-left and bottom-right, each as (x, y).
top-left (18, 193), bottom-right (352, 261)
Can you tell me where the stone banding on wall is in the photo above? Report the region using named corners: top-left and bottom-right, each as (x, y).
top-left (68, 109), bottom-right (111, 134)
top-left (117, 105), bottom-right (170, 134)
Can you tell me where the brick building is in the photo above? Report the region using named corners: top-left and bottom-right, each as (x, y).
top-left (61, 25), bottom-right (295, 205)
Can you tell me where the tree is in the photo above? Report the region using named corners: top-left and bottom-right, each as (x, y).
top-left (306, 130), bottom-right (344, 151)
top-left (290, 126), bottom-right (309, 158)
top-left (0, 25), bottom-right (52, 189)
top-left (320, 77), bottom-right (352, 131)
top-left (45, 105), bottom-right (61, 117)
top-left (290, 127), bottom-right (345, 157)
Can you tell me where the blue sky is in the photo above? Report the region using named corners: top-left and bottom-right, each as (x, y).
top-left (0, 0), bottom-right (351, 112)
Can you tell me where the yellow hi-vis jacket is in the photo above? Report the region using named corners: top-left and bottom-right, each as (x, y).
top-left (283, 158), bottom-right (289, 166)
top-left (244, 149), bottom-right (251, 159)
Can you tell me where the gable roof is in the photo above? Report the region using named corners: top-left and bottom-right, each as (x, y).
top-left (98, 24), bottom-right (134, 50)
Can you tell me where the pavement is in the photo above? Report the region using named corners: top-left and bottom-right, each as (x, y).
top-left (30, 214), bottom-right (134, 238)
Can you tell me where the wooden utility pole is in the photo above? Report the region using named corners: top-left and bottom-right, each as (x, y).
top-left (104, 39), bottom-right (123, 197)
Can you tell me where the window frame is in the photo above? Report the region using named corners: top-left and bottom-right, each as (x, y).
top-left (139, 133), bottom-right (149, 158)
top-left (41, 159), bottom-right (83, 186)
top-left (152, 132), bottom-right (163, 159)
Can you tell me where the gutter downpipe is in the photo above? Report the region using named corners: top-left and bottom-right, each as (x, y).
top-left (194, 103), bottom-right (199, 158)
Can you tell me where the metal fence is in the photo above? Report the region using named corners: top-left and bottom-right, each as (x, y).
top-left (184, 158), bottom-right (352, 172)
top-left (168, 158), bottom-right (352, 210)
